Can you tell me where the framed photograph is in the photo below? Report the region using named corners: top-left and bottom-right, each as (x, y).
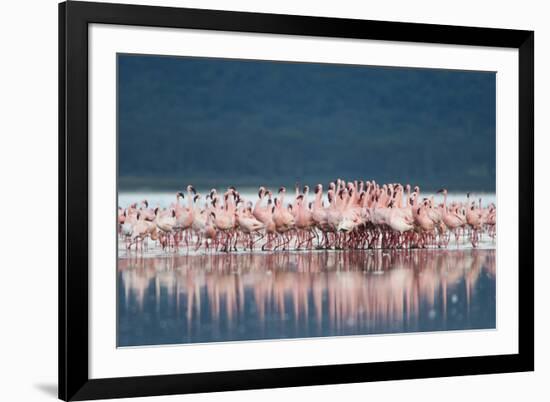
top-left (59, 1), bottom-right (534, 400)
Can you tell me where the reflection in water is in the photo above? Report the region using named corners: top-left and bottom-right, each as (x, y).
top-left (117, 249), bottom-right (496, 346)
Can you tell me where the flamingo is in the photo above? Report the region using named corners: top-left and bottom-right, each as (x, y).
top-left (236, 205), bottom-right (265, 250)
top-left (155, 208), bottom-right (177, 250)
top-left (272, 187), bottom-right (296, 250)
top-left (437, 189), bottom-right (465, 246)
top-left (118, 181), bottom-right (495, 253)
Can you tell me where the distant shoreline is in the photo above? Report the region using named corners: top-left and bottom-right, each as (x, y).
top-left (118, 177), bottom-right (496, 193)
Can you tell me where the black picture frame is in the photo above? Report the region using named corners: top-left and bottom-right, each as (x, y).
top-left (59, 1), bottom-right (534, 400)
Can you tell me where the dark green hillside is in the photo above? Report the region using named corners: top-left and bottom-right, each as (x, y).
top-left (118, 54), bottom-right (495, 191)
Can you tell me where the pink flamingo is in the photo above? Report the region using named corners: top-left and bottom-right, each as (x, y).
top-left (272, 187), bottom-right (295, 250)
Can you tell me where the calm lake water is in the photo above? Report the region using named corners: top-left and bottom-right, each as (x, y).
top-left (117, 249), bottom-right (496, 347)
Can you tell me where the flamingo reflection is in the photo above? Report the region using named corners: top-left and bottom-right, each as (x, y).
top-left (118, 249), bottom-right (496, 345)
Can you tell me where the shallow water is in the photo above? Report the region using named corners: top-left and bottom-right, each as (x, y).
top-left (117, 249), bottom-right (496, 347)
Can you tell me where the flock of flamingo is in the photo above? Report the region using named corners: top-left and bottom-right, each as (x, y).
top-left (118, 180), bottom-right (496, 253)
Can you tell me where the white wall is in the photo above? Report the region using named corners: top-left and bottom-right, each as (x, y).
top-left (0, 0), bottom-right (546, 401)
